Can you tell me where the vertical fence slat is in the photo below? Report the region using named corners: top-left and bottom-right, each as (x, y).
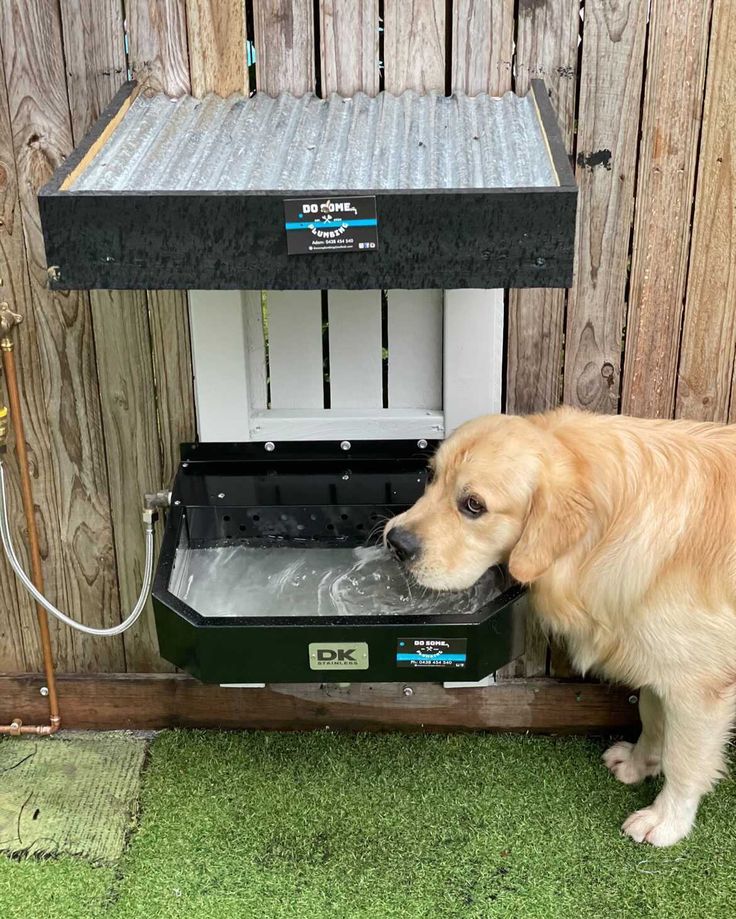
top-left (320, 0), bottom-right (379, 96)
top-left (328, 291), bottom-right (383, 408)
top-left (505, 0), bottom-right (580, 678)
top-left (451, 0), bottom-right (514, 96)
top-left (383, 0), bottom-right (445, 93)
top-left (446, 1), bottom-right (510, 428)
top-left (253, 0), bottom-right (315, 96)
top-left (387, 290), bottom-right (443, 410)
top-left (320, 2), bottom-right (381, 412)
top-left (61, 0), bottom-right (175, 671)
top-left (0, 33), bottom-right (41, 671)
top-left (675, 0), bottom-right (735, 423)
top-left (91, 293), bottom-right (168, 671)
top-left (127, 0), bottom-right (197, 651)
top-left (189, 291), bottom-right (252, 441)
top-left (443, 290), bottom-right (504, 431)
top-left (1, 0), bottom-right (126, 673)
top-left (506, 0), bottom-right (578, 419)
top-left (186, 0), bottom-right (248, 97)
top-left (563, 0), bottom-right (648, 415)
top-left (268, 291), bottom-right (325, 409)
top-left (621, 0), bottom-right (713, 419)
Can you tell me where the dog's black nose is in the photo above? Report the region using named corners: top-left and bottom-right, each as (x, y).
top-left (386, 527), bottom-right (422, 563)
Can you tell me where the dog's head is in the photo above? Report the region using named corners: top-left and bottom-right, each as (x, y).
top-left (384, 413), bottom-right (592, 589)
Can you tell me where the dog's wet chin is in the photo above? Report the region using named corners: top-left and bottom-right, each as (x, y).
top-left (407, 563), bottom-right (486, 593)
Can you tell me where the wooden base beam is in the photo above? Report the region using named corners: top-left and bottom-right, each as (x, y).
top-left (0, 674), bottom-right (640, 733)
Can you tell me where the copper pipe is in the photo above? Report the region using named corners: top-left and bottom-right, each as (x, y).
top-left (0, 335), bottom-right (60, 735)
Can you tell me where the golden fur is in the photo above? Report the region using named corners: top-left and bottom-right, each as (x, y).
top-left (385, 408), bottom-right (736, 846)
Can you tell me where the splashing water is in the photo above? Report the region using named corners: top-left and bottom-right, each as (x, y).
top-left (170, 543), bottom-right (505, 618)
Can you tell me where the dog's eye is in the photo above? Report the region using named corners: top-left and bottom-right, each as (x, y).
top-left (460, 495), bottom-right (486, 518)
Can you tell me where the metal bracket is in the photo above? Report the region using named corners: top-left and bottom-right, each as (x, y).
top-left (0, 301), bottom-right (23, 337)
top-left (443, 674), bottom-right (496, 689)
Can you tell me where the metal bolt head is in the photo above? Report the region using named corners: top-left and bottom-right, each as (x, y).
top-left (534, 256), bottom-right (546, 267)
top-left (403, 686), bottom-right (414, 697)
top-left (417, 439), bottom-right (428, 450)
top-left (217, 492), bottom-right (225, 499)
top-left (173, 500), bottom-right (181, 506)
top-left (264, 441), bottom-right (276, 452)
top-left (40, 686), bottom-right (49, 697)
top-left (628, 694), bottom-right (639, 705)
top-left (340, 440), bottom-right (351, 452)
top-left (342, 473), bottom-right (350, 481)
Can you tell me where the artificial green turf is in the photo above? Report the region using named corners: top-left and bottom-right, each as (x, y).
top-left (1, 731), bottom-right (735, 919)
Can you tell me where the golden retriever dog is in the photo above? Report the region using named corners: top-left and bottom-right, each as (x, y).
top-left (384, 407), bottom-right (736, 847)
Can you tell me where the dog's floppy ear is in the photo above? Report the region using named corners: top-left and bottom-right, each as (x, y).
top-left (508, 449), bottom-right (592, 584)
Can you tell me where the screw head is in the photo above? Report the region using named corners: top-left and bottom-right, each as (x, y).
top-left (534, 256), bottom-right (546, 267)
top-left (417, 439), bottom-right (428, 450)
top-left (628, 694), bottom-right (639, 705)
top-left (403, 686), bottom-right (414, 697)
top-left (340, 440), bottom-right (351, 452)
top-left (264, 441), bottom-right (276, 452)
top-left (342, 473), bottom-right (350, 481)
top-left (217, 492), bottom-right (225, 499)
top-left (173, 500), bottom-right (181, 506)
top-left (40, 686), bottom-right (49, 697)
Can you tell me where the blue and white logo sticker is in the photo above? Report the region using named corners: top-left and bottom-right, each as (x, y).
top-left (396, 638), bottom-right (468, 669)
top-left (284, 196), bottom-right (378, 254)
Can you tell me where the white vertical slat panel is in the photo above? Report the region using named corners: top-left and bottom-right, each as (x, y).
top-left (243, 290), bottom-right (268, 415)
top-left (267, 290), bottom-right (324, 408)
top-left (387, 289), bottom-right (443, 409)
top-left (189, 290), bottom-right (251, 442)
top-left (443, 288), bottom-right (505, 433)
top-left (328, 289), bottom-right (383, 408)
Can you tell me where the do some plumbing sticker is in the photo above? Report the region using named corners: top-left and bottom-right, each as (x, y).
top-left (284, 196), bottom-right (379, 254)
top-left (396, 639), bottom-right (467, 669)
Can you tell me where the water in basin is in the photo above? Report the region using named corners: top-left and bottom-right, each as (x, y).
top-left (169, 542), bottom-right (505, 618)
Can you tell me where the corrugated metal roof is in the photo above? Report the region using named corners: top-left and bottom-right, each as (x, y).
top-left (72, 90), bottom-right (558, 193)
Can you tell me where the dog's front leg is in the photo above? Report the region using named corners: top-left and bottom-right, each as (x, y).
top-left (621, 687), bottom-right (735, 847)
top-left (603, 687), bottom-right (663, 783)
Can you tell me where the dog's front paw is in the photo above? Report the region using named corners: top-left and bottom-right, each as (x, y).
top-left (621, 805), bottom-right (694, 847)
top-left (603, 741), bottom-right (661, 785)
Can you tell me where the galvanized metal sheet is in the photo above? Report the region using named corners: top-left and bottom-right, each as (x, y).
top-left (73, 90), bottom-right (558, 192)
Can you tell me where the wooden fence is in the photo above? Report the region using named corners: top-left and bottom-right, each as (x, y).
top-left (0, 0), bottom-right (734, 696)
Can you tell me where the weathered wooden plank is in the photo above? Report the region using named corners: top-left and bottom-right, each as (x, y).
top-left (505, 0), bottom-right (579, 678)
top-left (506, 0), bottom-right (577, 420)
top-left (252, 0), bottom-right (315, 96)
top-left (60, 0), bottom-right (127, 144)
top-left (127, 0), bottom-right (196, 582)
top-left (383, 0), bottom-right (445, 93)
top-left (185, 0), bottom-right (248, 97)
top-left (676, 0), bottom-right (736, 423)
top-left (59, 0), bottom-right (175, 672)
top-left (320, 0), bottom-right (379, 96)
top-left (147, 291), bottom-right (196, 485)
top-left (1, 0), bottom-right (125, 672)
top-left (622, 0), bottom-right (713, 419)
top-left (91, 292), bottom-right (170, 671)
top-left (563, 0), bottom-right (648, 414)
top-left (0, 35), bottom-right (43, 672)
top-left (451, 0), bottom-right (514, 95)
top-left (0, 673), bottom-right (640, 732)
top-left (124, 0), bottom-right (190, 95)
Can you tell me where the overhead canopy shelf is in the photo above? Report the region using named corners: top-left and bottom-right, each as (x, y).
top-left (40, 80), bottom-right (576, 291)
